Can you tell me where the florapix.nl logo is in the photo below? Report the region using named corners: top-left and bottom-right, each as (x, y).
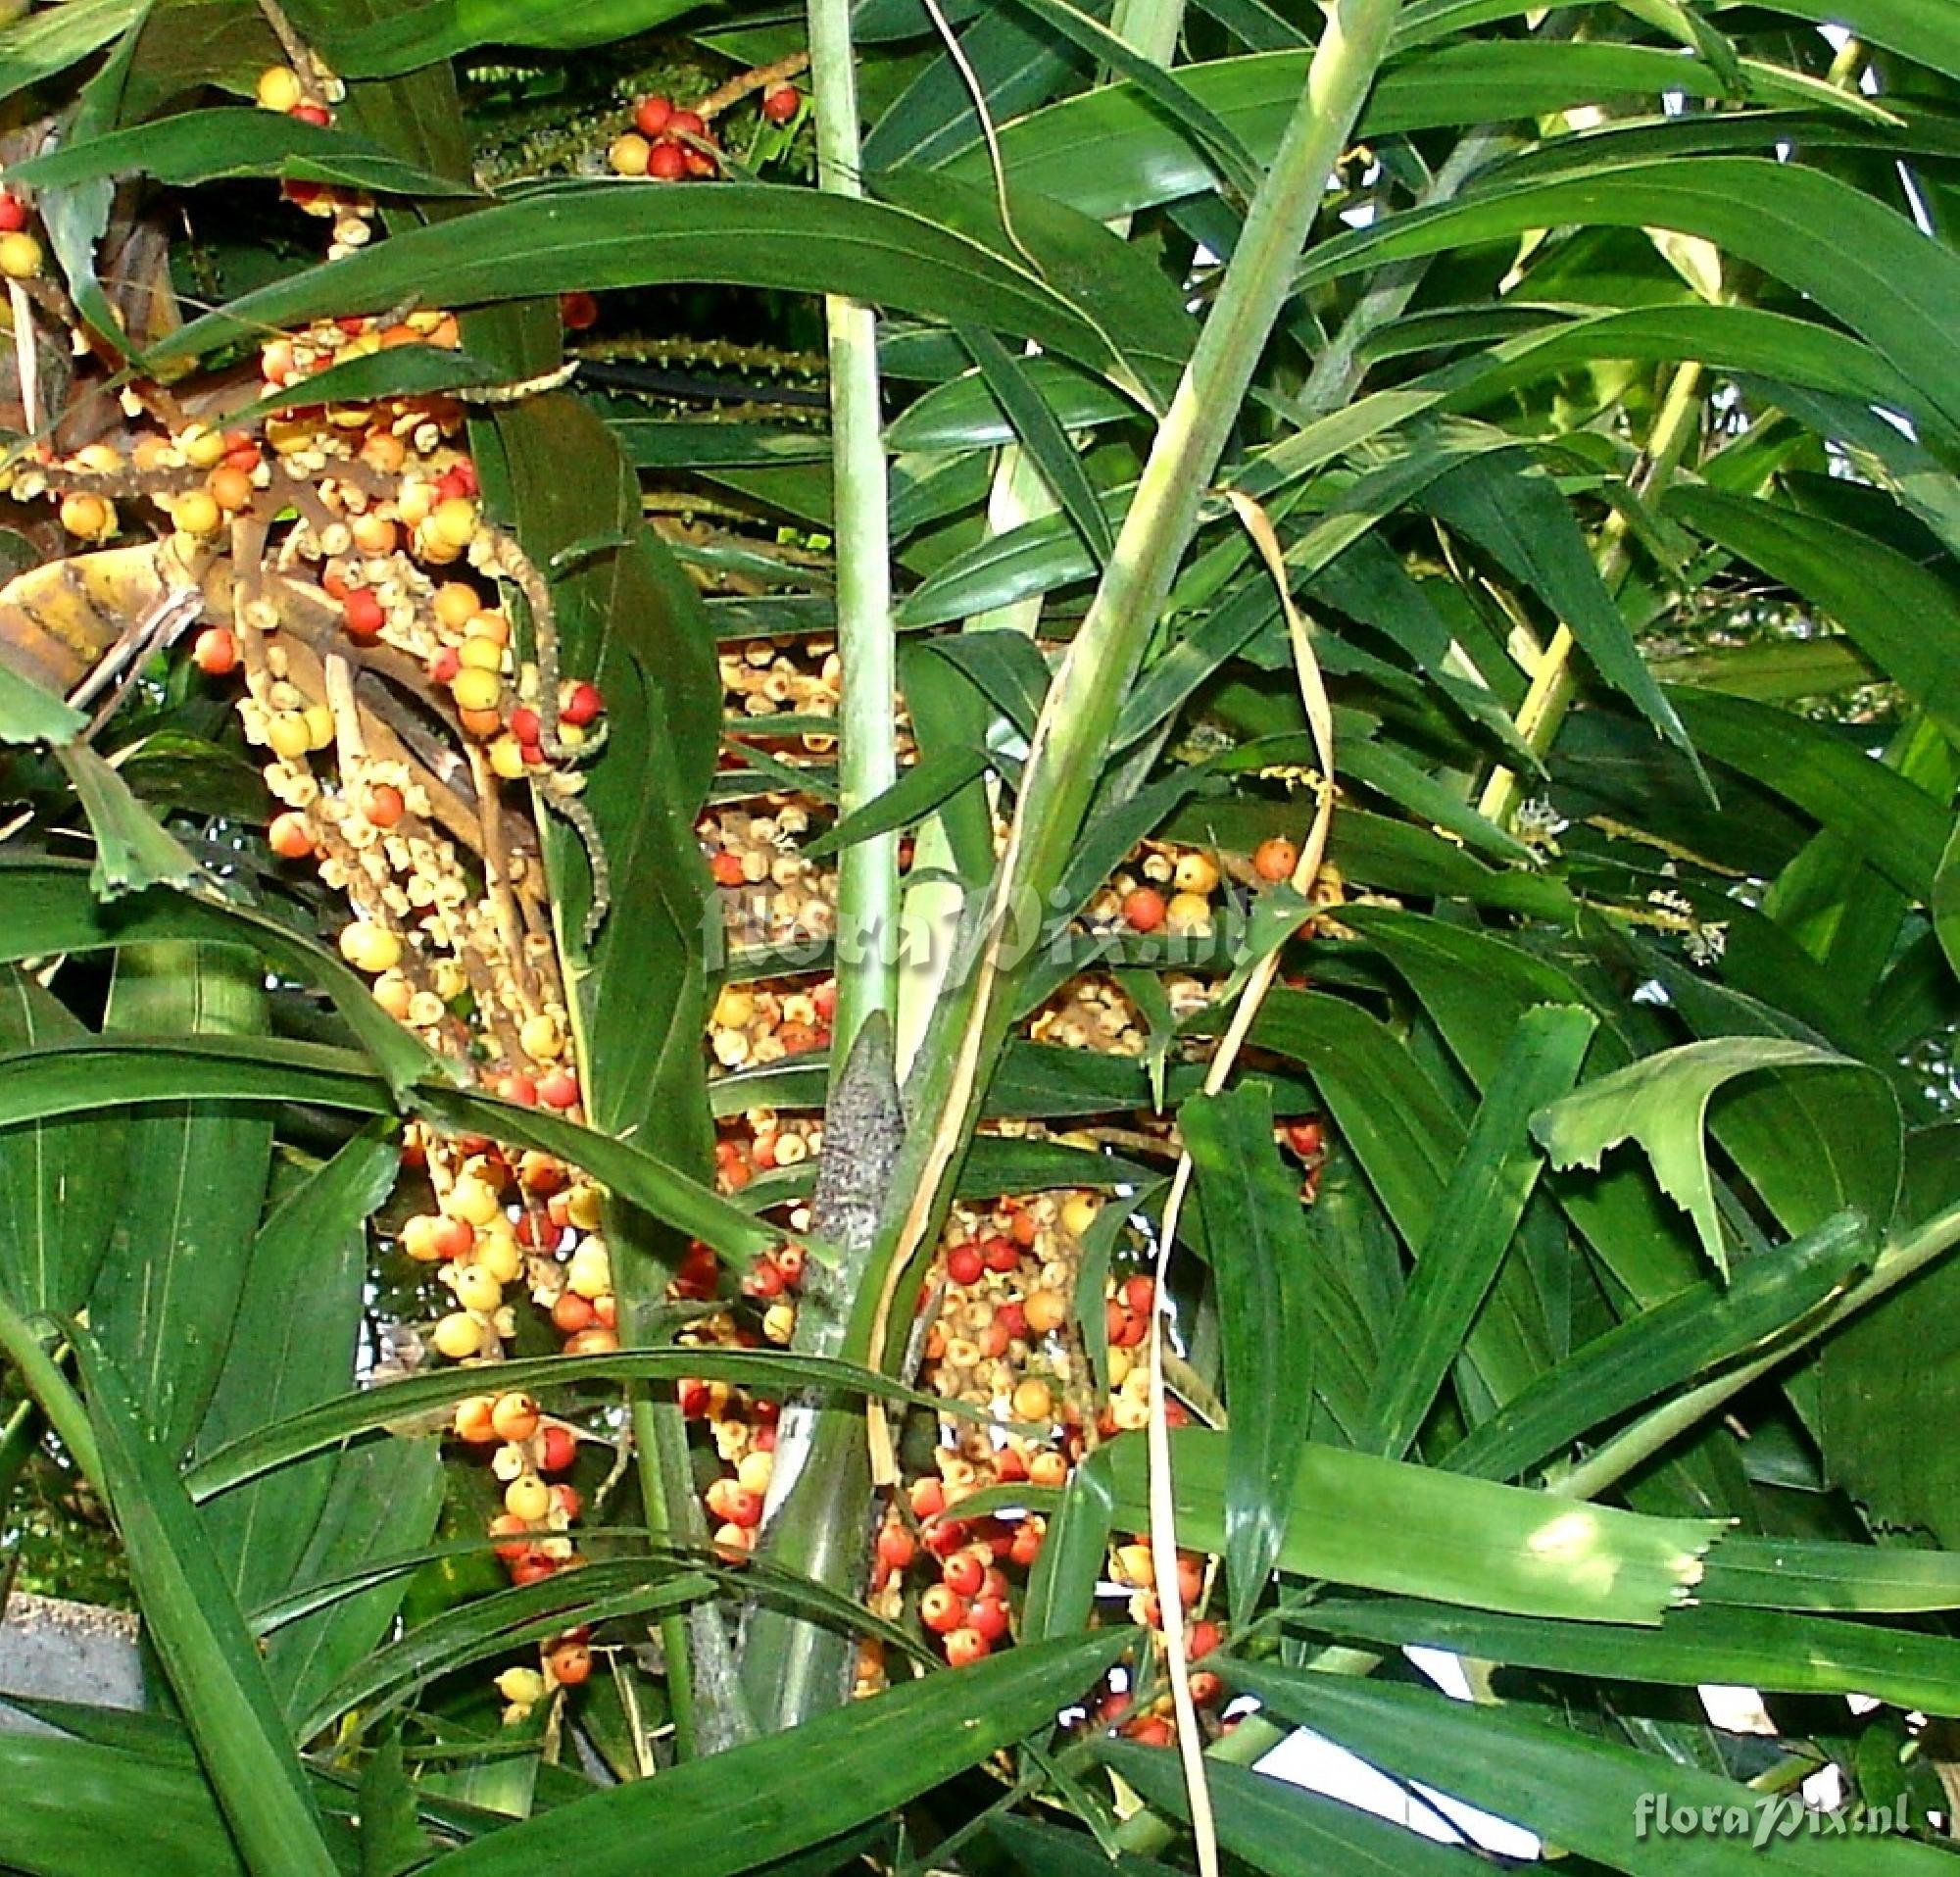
top-left (1634, 1792), bottom-right (1914, 1848)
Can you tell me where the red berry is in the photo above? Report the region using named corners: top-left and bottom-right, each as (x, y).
top-left (1122, 1275), bottom-right (1155, 1315)
top-left (723, 1486), bottom-right (763, 1529)
top-left (633, 95), bottom-right (674, 138)
top-left (365, 783), bottom-right (405, 829)
top-left (710, 851), bottom-right (745, 887)
top-left (919, 1584), bottom-right (967, 1635)
top-left (968, 1596), bottom-right (1009, 1643)
top-left (0, 195), bottom-right (25, 233)
top-left (559, 290), bottom-right (599, 331)
top-left (343, 586), bottom-right (385, 640)
top-left (510, 1553), bottom-right (558, 1587)
top-left (428, 647), bottom-right (461, 685)
top-left (668, 108), bottom-right (706, 141)
top-left (1121, 887), bottom-right (1166, 932)
top-left (761, 83), bottom-right (799, 124)
top-left (942, 1552), bottom-right (984, 1599)
top-left (510, 706), bottom-right (543, 745)
top-left (877, 1523), bottom-right (916, 1571)
top-left (289, 102), bottom-right (330, 126)
top-left (995, 1300), bottom-right (1025, 1340)
top-left (946, 1242), bottom-right (984, 1287)
top-left (647, 141), bottom-right (687, 181)
top-left (982, 1234), bottom-right (1019, 1274)
top-left (744, 1260), bottom-right (785, 1300)
top-left (1285, 1117), bottom-right (1324, 1159)
top-left (944, 1626), bottom-right (990, 1667)
top-left (537, 1067), bottom-right (579, 1110)
top-left (562, 681), bottom-right (604, 726)
top-left (500, 1072), bottom-right (538, 1108)
top-left (1187, 1618), bottom-right (1222, 1662)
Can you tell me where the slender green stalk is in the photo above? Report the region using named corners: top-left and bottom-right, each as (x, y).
top-left (0, 1302), bottom-right (98, 1491)
top-left (897, 0), bottom-right (1187, 1074)
top-left (849, 0), bottom-right (1404, 1382)
top-left (811, 0), bottom-right (899, 1060)
top-left (1297, 126), bottom-right (1513, 415)
top-left (1557, 1192), bottom-right (1960, 1502)
top-left (0, 1397), bottom-right (41, 1514)
top-left (1478, 358), bottom-right (1706, 826)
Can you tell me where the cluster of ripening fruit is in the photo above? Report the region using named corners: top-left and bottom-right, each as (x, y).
top-left (449, 1386), bottom-right (597, 1707)
top-left (1093, 833), bottom-right (1304, 939)
top-left (606, 81), bottom-right (800, 182)
top-left (251, 61), bottom-right (379, 260)
top-left (702, 806), bottom-right (842, 956)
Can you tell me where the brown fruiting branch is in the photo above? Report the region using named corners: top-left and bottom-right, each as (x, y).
top-left (697, 52), bottom-right (811, 123)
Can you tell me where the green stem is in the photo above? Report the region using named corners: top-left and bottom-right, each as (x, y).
top-left (627, 1394), bottom-right (698, 1758)
top-left (1297, 126), bottom-right (1512, 417)
top-left (1557, 1193), bottom-right (1960, 1502)
top-left (0, 1301), bottom-right (99, 1491)
top-left (850, 0), bottom-right (1403, 1377)
top-left (1477, 357), bottom-right (1706, 827)
top-left (0, 1396), bottom-right (42, 1513)
top-left (810, 0), bottom-right (899, 1061)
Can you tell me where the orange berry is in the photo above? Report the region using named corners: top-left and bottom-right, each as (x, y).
top-left (1254, 836), bottom-right (1298, 882)
top-left (193, 626), bottom-right (238, 675)
top-left (1121, 887), bottom-right (1166, 932)
top-left (490, 1392), bottom-right (540, 1443)
top-left (268, 812), bottom-right (313, 860)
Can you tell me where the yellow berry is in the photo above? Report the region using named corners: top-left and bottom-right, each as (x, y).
top-left (450, 666), bottom-right (501, 714)
top-left (448, 1173), bottom-right (501, 1227)
top-left (1059, 1195), bottom-right (1099, 1238)
top-left (452, 1265), bottom-right (503, 1312)
top-left (303, 703), bottom-right (335, 750)
top-left (458, 635), bottom-right (503, 673)
top-left (566, 1183), bottom-right (605, 1231)
top-left (428, 497), bottom-right (476, 549)
top-left (609, 133), bottom-right (652, 176)
top-left (519, 1013), bottom-right (564, 1061)
top-left (255, 65), bottom-right (304, 112)
top-left (0, 231), bottom-right (42, 280)
top-left (488, 736), bottom-right (527, 780)
top-left (430, 1310), bottom-right (484, 1359)
top-left (504, 1473), bottom-right (551, 1521)
top-left (172, 489), bottom-right (221, 536)
top-left (1165, 890), bottom-right (1212, 935)
top-left (737, 1449), bottom-right (773, 1496)
top-left (180, 426), bottom-right (227, 469)
top-left (565, 1238), bottom-right (612, 1300)
top-left (496, 1666), bottom-right (546, 1706)
top-left (265, 711), bottom-right (312, 761)
top-left (1011, 1377), bottom-right (1055, 1422)
top-left (338, 921), bottom-right (402, 973)
top-left (58, 492), bottom-right (112, 540)
top-left (432, 582), bottom-right (479, 629)
top-left (475, 1228), bottom-right (523, 1284)
top-left (1173, 852), bottom-right (1220, 895)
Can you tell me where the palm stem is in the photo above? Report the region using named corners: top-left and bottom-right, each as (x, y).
top-left (810, 0), bottom-right (899, 1060)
